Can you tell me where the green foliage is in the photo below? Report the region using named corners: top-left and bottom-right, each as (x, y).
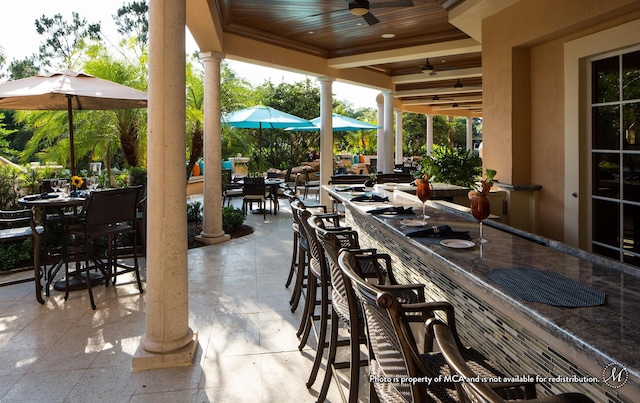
top-left (7, 55), bottom-right (40, 80)
top-left (114, 0), bottom-right (149, 57)
top-left (128, 166), bottom-right (147, 186)
top-left (222, 205), bottom-right (245, 233)
top-left (258, 79), bottom-right (321, 168)
top-left (187, 201), bottom-right (203, 224)
top-left (420, 145), bottom-right (481, 188)
top-left (0, 239), bottom-right (33, 271)
top-left (35, 12), bottom-right (102, 69)
top-left (0, 164), bottom-right (22, 210)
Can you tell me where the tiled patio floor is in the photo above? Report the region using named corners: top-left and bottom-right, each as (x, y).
top-left (0, 195), bottom-right (355, 402)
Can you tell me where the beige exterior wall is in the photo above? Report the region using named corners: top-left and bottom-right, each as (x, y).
top-left (482, 0), bottom-right (640, 243)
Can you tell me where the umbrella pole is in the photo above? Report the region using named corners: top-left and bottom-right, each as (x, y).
top-left (67, 95), bottom-right (76, 177)
top-left (259, 122), bottom-right (263, 174)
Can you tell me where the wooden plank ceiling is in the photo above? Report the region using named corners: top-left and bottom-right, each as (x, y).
top-left (214, 0), bottom-right (482, 113)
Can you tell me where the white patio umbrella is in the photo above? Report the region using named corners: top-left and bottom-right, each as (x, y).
top-left (0, 69), bottom-right (148, 176)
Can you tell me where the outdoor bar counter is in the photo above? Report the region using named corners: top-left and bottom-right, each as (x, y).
top-left (325, 185), bottom-right (639, 402)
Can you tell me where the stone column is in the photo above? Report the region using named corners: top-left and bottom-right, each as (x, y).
top-left (426, 114), bottom-right (433, 156)
top-left (466, 116), bottom-right (473, 151)
top-left (382, 90), bottom-right (394, 173)
top-left (133, 0), bottom-right (197, 371)
top-left (376, 93), bottom-right (384, 174)
top-left (394, 109), bottom-right (403, 166)
top-left (317, 76), bottom-right (334, 208)
top-left (196, 52), bottom-right (230, 244)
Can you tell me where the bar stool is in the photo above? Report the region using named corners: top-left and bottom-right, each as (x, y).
top-left (288, 199), bottom-right (339, 313)
top-left (284, 188), bottom-right (301, 290)
top-left (315, 231), bottom-right (426, 402)
top-left (297, 210), bottom-right (350, 389)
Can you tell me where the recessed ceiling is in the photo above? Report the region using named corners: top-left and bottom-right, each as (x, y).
top-left (199, 0), bottom-right (483, 114)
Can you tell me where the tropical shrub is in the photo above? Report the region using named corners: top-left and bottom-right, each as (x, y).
top-left (222, 205), bottom-right (245, 233)
top-left (187, 201), bottom-right (203, 224)
top-left (419, 145), bottom-right (481, 188)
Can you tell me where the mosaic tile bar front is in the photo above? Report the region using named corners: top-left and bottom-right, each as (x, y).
top-left (328, 186), bottom-right (639, 403)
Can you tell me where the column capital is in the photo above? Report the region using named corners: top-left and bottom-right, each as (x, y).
top-left (199, 51), bottom-right (225, 61)
top-left (316, 76), bottom-right (335, 83)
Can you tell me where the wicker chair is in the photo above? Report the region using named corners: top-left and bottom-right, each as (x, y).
top-left (284, 188), bottom-right (302, 289)
top-left (297, 212), bottom-right (352, 390)
top-left (315, 231), bottom-right (425, 402)
top-left (288, 199), bottom-right (337, 312)
top-left (339, 249), bottom-right (539, 403)
top-left (427, 318), bottom-right (595, 403)
top-left (68, 186), bottom-right (143, 309)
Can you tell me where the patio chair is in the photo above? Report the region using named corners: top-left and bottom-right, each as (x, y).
top-left (242, 176), bottom-right (271, 219)
top-left (315, 232), bottom-right (425, 402)
top-left (0, 209), bottom-right (44, 302)
top-left (426, 318), bottom-right (595, 403)
top-left (222, 168), bottom-right (243, 206)
top-left (298, 169), bottom-right (320, 200)
top-left (68, 186), bottom-right (143, 310)
top-left (276, 166), bottom-right (294, 198)
top-left (338, 249), bottom-right (537, 402)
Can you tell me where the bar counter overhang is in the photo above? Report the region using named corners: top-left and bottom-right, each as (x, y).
top-left (325, 185), bottom-right (639, 402)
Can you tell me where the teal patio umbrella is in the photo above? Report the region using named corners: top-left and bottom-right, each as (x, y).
top-left (222, 105), bottom-right (313, 170)
top-left (289, 113), bottom-right (380, 131)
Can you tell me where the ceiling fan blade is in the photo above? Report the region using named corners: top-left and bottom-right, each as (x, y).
top-left (371, 0), bottom-right (414, 8)
top-left (362, 12), bottom-right (380, 25)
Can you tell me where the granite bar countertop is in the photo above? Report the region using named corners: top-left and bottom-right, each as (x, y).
top-left (325, 185), bottom-right (640, 390)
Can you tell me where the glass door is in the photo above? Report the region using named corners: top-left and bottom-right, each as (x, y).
top-left (591, 50), bottom-right (640, 268)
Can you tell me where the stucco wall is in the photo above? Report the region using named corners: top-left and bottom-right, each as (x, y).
top-left (482, 0), bottom-right (640, 242)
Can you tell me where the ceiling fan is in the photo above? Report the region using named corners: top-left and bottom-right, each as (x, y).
top-left (420, 58), bottom-right (459, 76)
top-left (431, 94), bottom-right (455, 102)
top-left (347, 0), bottom-right (415, 26)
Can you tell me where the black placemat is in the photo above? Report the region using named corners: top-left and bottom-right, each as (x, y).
top-left (486, 267), bottom-right (606, 307)
top-left (406, 225), bottom-right (471, 244)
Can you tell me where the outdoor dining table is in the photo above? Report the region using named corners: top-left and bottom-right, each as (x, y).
top-left (18, 193), bottom-right (101, 301)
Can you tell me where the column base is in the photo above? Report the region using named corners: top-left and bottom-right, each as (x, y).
top-left (195, 232), bottom-right (230, 245)
top-left (132, 331), bottom-right (199, 372)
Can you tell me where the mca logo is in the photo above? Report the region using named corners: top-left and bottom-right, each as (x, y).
top-left (602, 363), bottom-right (628, 389)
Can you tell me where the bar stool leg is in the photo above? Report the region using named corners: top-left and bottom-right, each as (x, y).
top-left (297, 271), bottom-right (316, 340)
top-left (289, 246), bottom-right (307, 312)
top-left (305, 274), bottom-right (330, 388)
top-left (285, 231), bottom-right (298, 288)
top-left (317, 310), bottom-right (339, 401)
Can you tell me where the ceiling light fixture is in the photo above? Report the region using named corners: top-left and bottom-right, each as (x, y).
top-left (349, 3), bottom-right (369, 16)
top-left (381, 33), bottom-right (395, 39)
top-left (454, 79), bottom-right (464, 89)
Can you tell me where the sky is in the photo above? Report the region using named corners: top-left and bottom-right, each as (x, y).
top-left (0, 0), bottom-right (380, 110)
